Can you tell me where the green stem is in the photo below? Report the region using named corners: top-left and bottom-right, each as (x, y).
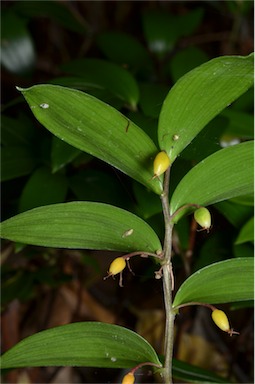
top-left (160, 167), bottom-right (175, 384)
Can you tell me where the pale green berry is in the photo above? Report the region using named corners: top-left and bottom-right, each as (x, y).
top-left (194, 207), bottom-right (211, 230)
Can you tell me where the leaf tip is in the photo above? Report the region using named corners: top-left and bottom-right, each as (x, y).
top-left (16, 86), bottom-right (25, 92)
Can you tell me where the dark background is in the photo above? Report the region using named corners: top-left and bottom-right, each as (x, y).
top-left (1, 1), bottom-right (254, 383)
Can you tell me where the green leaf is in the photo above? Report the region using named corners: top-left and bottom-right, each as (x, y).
top-left (133, 182), bottom-right (162, 220)
top-left (142, 9), bottom-right (203, 58)
top-left (127, 111), bottom-right (158, 145)
top-left (0, 202), bottom-right (162, 253)
top-left (1, 114), bottom-right (36, 147)
top-left (69, 169), bottom-right (132, 209)
top-left (17, 84), bottom-right (162, 195)
top-left (50, 77), bottom-right (124, 110)
top-left (61, 59), bottom-right (139, 108)
top-left (170, 142), bottom-right (254, 221)
top-left (221, 108), bottom-right (254, 139)
top-left (1, 146), bottom-right (37, 181)
top-left (96, 31), bottom-right (152, 73)
top-left (215, 200), bottom-right (253, 228)
top-left (172, 358), bottom-right (228, 383)
top-left (180, 116), bottom-right (223, 162)
top-left (193, 232), bottom-right (231, 272)
top-left (169, 46), bottom-right (209, 82)
top-left (1, 322), bottom-right (162, 369)
top-left (51, 136), bottom-right (81, 173)
top-left (18, 167), bottom-right (68, 212)
top-left (158, 54), bottom-right (254, 162)
top-left (235, 217), bottom-right (254, 245)
top-left (234, 243), bottom-right (254, 259)
top-left (139, 83), bottom-right (169, 118)
top-left (172, 258), bottom-right (254, 308)
top-left (230, 194), bottom-right (254, 206)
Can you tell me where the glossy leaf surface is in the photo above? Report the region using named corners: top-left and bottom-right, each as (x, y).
top-left (158, 54), bottom-right (254, 161)
top-left (1, 322), bottom-right (162, 369)
top-left (0, 202), bottom-right (162, 253)
top-left (170, 141), bottom-right (253, 221)
top-left (173, 258), bottom-right (254, 308)
top-left (18, 85), bottom-right (162, 194)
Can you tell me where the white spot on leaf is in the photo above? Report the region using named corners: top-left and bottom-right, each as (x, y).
top-left (122, 229), bottom-right (134, 238)
top-left (40, 103), bottom-right (49, 109)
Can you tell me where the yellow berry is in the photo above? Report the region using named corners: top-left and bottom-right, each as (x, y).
top-left (211, 309), bottom-right (230, 332)
top-left (153, 151), bottom-right (170, 178)
top-left (194, 207), bottom-right (211, 230)
top-left (122, 372), bottom-right (135, 384)
top-left (109, 257), bottom-right (126, 276)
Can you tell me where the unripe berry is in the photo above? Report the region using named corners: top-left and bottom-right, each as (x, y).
top-left (194, 207), bottom-right (211, 230)
top-left (108, 257), bottom-right (126, 276)
top-left (211, 309), bottom-right (230, 332)
top-left (122, 372), bottom-right (135, 384)
top-left (153, 151), bottom-right (170, 178)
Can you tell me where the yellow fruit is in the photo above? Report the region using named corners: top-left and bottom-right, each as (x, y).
top-left (211, 309), bottom-right (230, 332)
top-left (122, 372), bottom-right (135, 384)
top-left (194, 207), bottom-right (211, 230)
top-left (153, 151), bottom-right (170, 178)
top-left (109, 257), bottom-right (126, 276)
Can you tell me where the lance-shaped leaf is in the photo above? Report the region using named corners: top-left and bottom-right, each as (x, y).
top-left (170, 141), bottom-right (253, 222)
top-left (173, 258), bottom-right (254, 308)
top-left (0, 202), bottom-right (162, 253)
top-left (17, 85), bottom-right (162, 195)
top-left (158, 53), bottom-right (254, 161)
top-left (1, 322), bottom-right (162, 369)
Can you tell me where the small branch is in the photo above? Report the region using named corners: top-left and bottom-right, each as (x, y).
top-left (122, 251), bottom-right (164, 261)
top-left (170, 203), bottom-right (201, 222)
top-left (160, 167), bottom-right (175, 384)
top-left (173, 302), bottom-right (216, 311)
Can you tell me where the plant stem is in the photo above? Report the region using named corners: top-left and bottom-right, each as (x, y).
top-left (160, 167), bottom-right (175, 384)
